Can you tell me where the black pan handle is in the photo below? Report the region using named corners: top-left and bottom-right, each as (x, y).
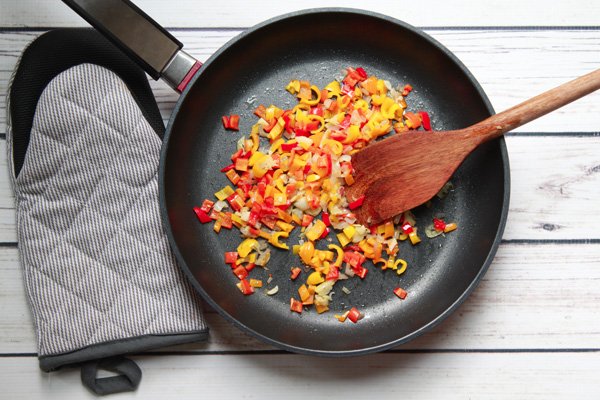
top-left (62, 0), bottom-right (201, 92)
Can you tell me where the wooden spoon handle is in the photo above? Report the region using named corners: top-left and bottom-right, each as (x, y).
top-left (468, 68), bottom-right (600, 143)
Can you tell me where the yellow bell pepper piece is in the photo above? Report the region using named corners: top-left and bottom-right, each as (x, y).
top-left (305, 219), bottom-right (327, 242)
top-left (342, 225), bottom-right (355, 241)
top-left (376, 79), bottom-right (388, 95)
top-left (371, 94), bottom-right (386, 106)
top-left (298, 284), bottom-right (312, 303)
top-left (270, 138), bottom-right (284, 153)
top-left (307, 114), bottom-right (325, 133)
top-left (336, 232), bottom-right (351, 248)
top-left (269, 231), bottom-right (289, 250)
top-left (248, 151), bottom-right (266, 167)
top-left (343, 125), bottom-right (361, 144)
top-left (409, 230), bottom-right (421, 245)
top-left (268, 117), bottom-right (286, 140)
top-left (214, 185), bottom-right (234, 201)
top-left (249, 279), bottom-right (263, 288)
top-left (324, 81), bottom-right (341, 98)
top-left (381, 97), bottom-right (400, 120)
top-left (306, 174), bottom-right (321, 183)
top-left (237, 238), bottom-right (258, 258)
top-left (298, 241), bottom-right (315, 265)
top-left (276, 220), bottom-right (294, 233)
top-left (273, 191), bottom-right (287, 206)
top-left (299, 85), bottom-right (321, 105)
top-left (444, 222), bottom-right (458, 233)
top-left (307, 271), bottom-right (325, 285)
top-left (323, 139), bottom-right (343, 156)
top-left (315, 304), bottom-right (329, 314)
top-left (395, 259), bottom-right (408, 275)
top-left (328, 244), bottom-right (344, 267)
top-left (383, 221), bottom-right (395, 239)
top-left (286, 80), bottom-right (300, 94)
top-left (252, 153), bottom-right (271, 179)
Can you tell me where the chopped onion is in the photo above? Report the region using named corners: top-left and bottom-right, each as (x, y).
top-left (437, 181), bottom-right (455, 199)
top-left (266, 286), bottom-right (279, 296)
top-left (293, 197), bottom-right (309, 211)
top-left (213, 200), bottom-right (228, 212)
top-left (236, 135), bottom-right (246, 151)
top-left (342, 286), bottom-right (351, 295)
top-left (425, 224), bottom-right (443, 238)
top-left (256, 249), bottom-right (271, 266)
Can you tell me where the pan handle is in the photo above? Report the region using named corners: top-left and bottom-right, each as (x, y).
top-left (62, 0), bottom-right (201, 92)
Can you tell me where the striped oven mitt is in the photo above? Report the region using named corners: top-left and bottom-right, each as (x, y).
top-left (6, 29), bottom-right (208, 395)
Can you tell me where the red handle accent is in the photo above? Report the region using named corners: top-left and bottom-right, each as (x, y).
top-left (176, 61), bottom-right (202, 93)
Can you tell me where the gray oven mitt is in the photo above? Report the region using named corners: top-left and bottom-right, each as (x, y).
top-left (6, 29), bottom-right (207, 395)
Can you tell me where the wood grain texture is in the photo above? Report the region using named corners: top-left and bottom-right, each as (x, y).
top-left (3, 0), bottom-right (600, 28)
top-left (1, 30), bottom-right (600, 134)
top-left (1, 2), bottom-right (600, 397)
top-left (2, 352), bottom-right (599, 399)
top-left (2, 243), bottom-right (599, 353)
top-left (1, 135), bottom-right (599, 242)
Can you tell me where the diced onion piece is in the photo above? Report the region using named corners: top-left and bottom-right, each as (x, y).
top-left (266, 286), bottom-right (279, 296)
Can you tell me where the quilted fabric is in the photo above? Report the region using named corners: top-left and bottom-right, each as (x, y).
top-left (7, 63), bottom-right (206, 358)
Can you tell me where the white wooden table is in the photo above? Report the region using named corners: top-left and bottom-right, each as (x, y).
top-left (1, 1), bottom-right (599, 398)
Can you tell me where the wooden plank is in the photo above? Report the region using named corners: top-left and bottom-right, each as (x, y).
top-left (3, 0), bottom-right (600, 28)
top-left (2, 242), bottom-right (599, 353)
top-left (1, 30), bottom-right (599, 135)
top-left (1, 134), bottom-right (599, 242)
top-left (504, 136), bottom-right (600, 239)
top-left (2, 352), bottom-right (599, 399)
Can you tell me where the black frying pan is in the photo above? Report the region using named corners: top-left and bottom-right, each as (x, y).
top-left (63, 0), bottom-right (509, 355)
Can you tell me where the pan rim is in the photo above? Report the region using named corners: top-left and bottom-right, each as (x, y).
top-left (159, 7), bottom-right (510, 356)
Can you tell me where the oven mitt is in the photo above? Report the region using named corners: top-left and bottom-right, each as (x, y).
top-left (6, 29), bottom-right (208, 395)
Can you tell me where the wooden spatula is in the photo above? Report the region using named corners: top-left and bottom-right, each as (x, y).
top-left (347, 69), bottom-right (600, 225)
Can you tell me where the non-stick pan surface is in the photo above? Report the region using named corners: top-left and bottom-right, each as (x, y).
top-left (160, 9), bottom-right (509, 355)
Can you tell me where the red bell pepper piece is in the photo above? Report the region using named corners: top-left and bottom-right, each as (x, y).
top-left (221, 115), bottom-right (230, 129)
top-left (326, 266), bottom-right (339, 281)
top-left (222, 114), bottom-right (240, 131)
top-left (220, 163), bottom-right (235, 173)
top-left (418, 111), bottom-right (431, 131)
top-left (294, 128), bottom-right (311, 137)
top-left (322, 213), bottom-right (331, 227)
top-left (253, 104), bottom-right (266, 119)
top-left (224, 251), bottom-right (238, 265)
top-left (281, 142), bottom-right (298, 152)
top-left (233, 265), bottom-right (249, 280)
top-left (356, 67), bottom-right (368, 80)
top-left (193, 207), bottom-right (212, 224)
top-left (347, 307), bottom-right (363, 323)
top-left (237, 279), bottom-right (254, 295)
top-left (401, 222), bottom-right (414, 234)
top-left (230, 148), bottom-right (243, 162)
top-left (228, 114), bottom-right (240, 130)
top-left (433, 218), bottom-right (447, 232)
top-left (309, 105), bottom-right (324, 116)
top-left (393, 287), bottom-right (408, 300)
top-left (353, 265), bottom-right (368, 279)
top-left (290, 267), bottom-right (302, 280)
top-left (200, 199), bottom-right (214, 214)
top-left (348, 195), bottom-right (365, 210)
top-left (290, 298), bottom-right (303, 313)
top-left (301, 214), bottom-right (314, 227)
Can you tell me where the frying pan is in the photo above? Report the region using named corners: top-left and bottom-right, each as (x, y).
top-left (63, 0), bottom-right (509, 355)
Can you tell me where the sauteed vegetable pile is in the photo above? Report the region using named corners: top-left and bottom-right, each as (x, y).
top-left (194, 67), bottom-right (456, 322)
